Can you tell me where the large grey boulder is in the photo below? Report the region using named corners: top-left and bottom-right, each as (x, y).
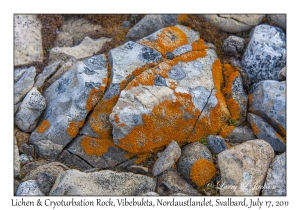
top-left (241, 24), bottom-right (286, 83)
top-left (16, 180), bottom-right (44, 196)
top-left (218, 140), bottom-right (274, 196)
top-left (15, 87), bottom-right (46, 132)
top-left (49, 170), bottom-right (156, 196)
top-left (14, 15), bottom-right (43, 66)
top-left (29, 54), bottom-right (108, 160)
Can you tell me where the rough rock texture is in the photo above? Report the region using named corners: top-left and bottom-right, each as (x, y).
top-left (225, 126), bottom-right (256, 143)
top-left (16, 180), bottom-right (44, 196)
top-left (218, 139), bottom-right (274, 196)
top-left (177, 142), bottom-right (212, 183)
top-left (268, 14), bottom-right (286, 29)
top-left (222, 36), bottom-right (245, 55)
top-left (50, 170), bottom-right (156, 196)
top-left (200, 15), bottom-right (265, 33)
top-left (15, 87), bottom-right (46, 132)
top-left (241, 24), bottom-right (286, 83)
top-left (55, 17), bottom-right (104, 47)
top-left (34, 61), bottom-right (61, 90)
top-left (29, 55), bottom-right (108, 160)
top-left (262, 152), bottom-right (286, 196)
top-left (36, 172), bottom-right (55, 195)
top-left (14, 138), bottom-right (20, 178)
top-left (19, 154), bottom-right (32, 166)
top-left (249, 80), bottom-right (286, 136)
top-left (49, 37), bottom-right (112, 64)
top-left (248, 113), bottom-right (286, 152)
top-left (207, 135), bottom-right (228, 154)
top-left (156, 170), bottom-right (200, 196)
top-left (22, 162), bottom-right (69, 182)
top-left (152, 140), bottom-right (181, 176)
top-left (19, 160), bottom-right (48, 178)
top-left (14, 66), bottom-right (36, 104)
top-left (15, 129), bottom-right (30, 146)
top-left (19, 144), bottom-right (35, 157)
top-left (14, 15), bottom-right (43, 66)
top-left (126, 15), bottom-right (181, 41)
top-left (278, 66), bottom-right (286, 81)
top-left (56, 150), bottom-right (92, 171)
top-left (127, 165), bottom-right (148, 175)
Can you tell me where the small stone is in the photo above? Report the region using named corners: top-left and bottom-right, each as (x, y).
top-left (36, 172), bottom-right (55, 195)
top-left (15, 129), bottom-right (30, 147)
top-left (16, 180), bottom-right (44, 196)
top-left (207, 135), bottom-right (228, 154)
top-left (123, 20), bottom-right (130, 28)
top-left (166, 52), bottom-right (174, 60)
top-left (19, 154), bottom-right (32, 166)
top-left (278, 66), bottom-right (286, 81)
top-left (222, 36), bottom-right (245, 55)
top-left (19, 144), bottom-right (35, 157)
top-left (225, 126), bottom-right (256, 143)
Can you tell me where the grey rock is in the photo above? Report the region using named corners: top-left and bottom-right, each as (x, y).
top-left (14, 180), bottom-right (20, 195)
top-left (14, 15), bottom-right (43, 66)
top-left (249, 80), bottom-right (286, 136)
top-left (248, 113), bottom-right (286, 152)
top-left (200, 14), bottom-right (265, 33)
top-left (19, 154), bottom-right (32, 166)
top-left (268, 14), bottom-right (286, 29)
top-left (126, 15), bottom-right (179, 41)
top-left (262, 152), bottom-right (286, 196)
top-left (223, 36), bottom-right (245, 55)
top-left (207, 135), bottom-right (228, 154)
top-left (19, 144), bottom-right (35, 157)
top-left (29, 54), bottom-right (108, 160)
top-left (14, 66), bottom-right (36, 104)
top-left (14, 101), bottom-right (21, 114)
top-left (14, 138), bottom-right (20, 178)
top-left (142, 192), bottom-right (159, 196)
top-left (50, 170), bottom-right (156, 196)
top-left (123, 20), bottom-right (130, 28)
top-left (127, 165), bottom-right (148, 175)
top-left (152, 140), bottom-right (181, 176)
top-left (171, 193), bottom-right (188, 196)
top-left (156, 170), bottom-right (200, 196)
top-left (278, 66), bottom-right (286, 81)
top-left (37, 172), bottom-right (55, 195)
top-left (218, 139), bottom-right (274, 195)
top-left (56, 150), bottom-right (93, 171)
top-left (20, 160), bottom-right (49, 179)
top-left (241, 24), bottom-right (286, 83)
top-left (177, 142), bottom-right (212, 183)
top-left (16, 180), bottom-right (44, 196)
top-left (83, 168), bottom-right (100, 173)
top-left (225, 126), bottom-right (256, 143)
top-left (34, 61), bottom-right (61, 90)
top-left (15, 87), bottom-right (46, 132)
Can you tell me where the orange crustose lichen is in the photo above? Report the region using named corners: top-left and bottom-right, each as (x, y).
top-left (190, 159), bottom-right (216, 187)
top-left (248, 94), bottom-right (253, 106)
top-left (251, 122), bottom-right (260, 135)
top-left (81, 136), bottom-right (114, 156)
top-left (177, 14), bottom-right (189, 23)
top-left (211, 59), bottom-right (223, 91)
top-left (37, 119), bottom-right (50, 133)
top-left (219, 125), bottom-right (235, 138)
top-left (67, 120), bottom-right (85, 138)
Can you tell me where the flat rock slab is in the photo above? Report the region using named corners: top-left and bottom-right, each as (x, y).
top-left (200, 14), bottom-right (265, 33)
top-left (241, 24), bottom-right (286, 83)
top-left (218, 139), bottom-right (274, 196)
top-left (29, 55), bottom-right (108, 160)
top-left (14, 15), bottom-right (43, 66)
top-left (16, 180), bottom-right (44, 196)
top-left (49, 169), bottom-right (156, 196)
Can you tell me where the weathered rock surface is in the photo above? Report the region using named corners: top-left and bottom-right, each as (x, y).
top-left (29, 55), bottom-right (108, 159)
top-left (225, 126), bottom-right (256, 143)
top-left (249, 80), bottom-right (286, 136)
top-left (54, 32), bottom-right (73, 47)
top-left (49, 36), bottom-right (112, 64)
top-left (218, 139), bottom-right (274, 196)
top-left (50, 170), bottom-right (156, 196)
top-left (156, 170), bottom-right (200, 196)
top-left (248, 113), bottom-right (286, 152)
top-left (127, 165), bottom-right (148, 175)
top-left (222, 36), bottom-right (245, 55)
top-left (14, 138), bottom-right (20, 178)
top-left (177, 142), bottom-right (212, 183)
top-left (262, 152), bottom-right (286, 196)
top-left (19, 144), bottom-right (35, 157)
top-left (19, 154), bottom-right (32, 166)
top-left (152, 140), bottom-right (181, 176)
top-left (268, 14), bottom-right (286, 29)
top-left (56, 150), bottom-right (92, 171)
top-left (278, 66), bottom-right (286, 81)
top-left (207, 135), bottom-right (228, 154)
top-left (15, 87), bottom-right (46, 132)
top-left (20, 160), bottom-right (48, 179)
top-left (16, 180), bottom-right (44, 196)
top-left (14, 66), bottom-right (36, 104)
top-left (15, 129), bottom-right (30, 146)
top-left (200, 15), bottom-right (265, 33)
top-left (14, 15), bottom-right (43, 66)
top-left (36, 172), bottom-right (55, 195)
top-left (34, 61), bottom-right (61, 90)
top-left (241, 24), bottom-right (286, 83)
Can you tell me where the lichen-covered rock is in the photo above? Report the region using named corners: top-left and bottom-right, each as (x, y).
top-left (126, 15), bottom-right (188, 41)
top-left (177, 142), bottom-right (212, 183)
top-left (222, 36), bottom-right (245, 55)
top-left (199, 15), bottom-right (265, 33)
top-left (268, 14), bottom-right (286, 29)
top-left (14, 66), bottom-right (36, 104)
top-left (34, 61), bottom-right (61, 90)
top-left (66, 135), bottom-right (129, 169)
top-left (14, 138), bottom-right (20, 178)
top-left (36, 172), bottom-right (55, 195)
top-left (14, 15), bottom-right (43, 66)
top-left (49, 36), bottom-right (112, 64)
top-left (15, 87), bottom-right (46, 132)
top-left (56, 150), bottom-right (93, 171)
top-left (224, 126), bottom-right (256, 143)
top-left (16, 180), bottom-right (44, 196)
top-left (262, 152), bottom-right (286, 196)
top-left (207, 135), bottom-right (228, 154)
top-left (152, 140), bottom-right (181, 176)
top-left (248, 113), bottom-right (286, 152)
top-left (241, 24), bottom-right (286, 83)
top-left (249, 80), bottom-right (286, 136)
top-left (218, 139), bottom-right (274, 196)
top-left (156, 170), bottom-right (200, 196)
top-left (278, 66), bottom-right (286, 81)
top-left (49, 170), bottom-right (156, 196)
top-left (29, 55), bottom-right (108, 160)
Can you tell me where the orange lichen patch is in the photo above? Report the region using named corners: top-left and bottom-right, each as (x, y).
top-left (37, 119), bottom-right (50, 133)
top-left (114, 114), bottom-right (120, 124)
top-left (124, 153), bottom-right (135, 160)
top-left (219, 125), bottom-right (235, 138)
top-left (136, 71), bottom-right (156, 87)
top-left (174, 92), bottom-right (200, 115)
top-left (275, 132), bottom-right (286, 143)
top-left (67, 120), bottom-right (85, 138)
top-left (225, 142), bottom-right (232, 149)
top-left (212, 59), bottom-right (223, 91)
top-left (251, 122), bottom-right (260, 135)
top-left (86, 87), bottom-right (103, 111)
top-left (168, 81), bottom-right (178, 90)
top-left (81, 136), bottom-right (114, 156)
top-left (177, 14), bottom-right (189, 23)
top-left (248, 94), bottom-right (253, 106)
top-left (191, 39), bottom-right (209, 51)
top-left (134, 153), bottom-right (153, 165)
top-left (119, 123), bottom-right (125, 127)
top-left (190, 159), bottom-right (216, 187)
top-left (174, 51), bottom-right (207, 63)
top-left (125, 79), bottom-right (140, 90)
top-left (131, 62), bottom-right (157, 77)
top-left (222, 64), bottom-right (239, 96)
top-left (227, 97), bottom-right (241, 121)
top-left (138, 26), bottom-right (189, 55)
